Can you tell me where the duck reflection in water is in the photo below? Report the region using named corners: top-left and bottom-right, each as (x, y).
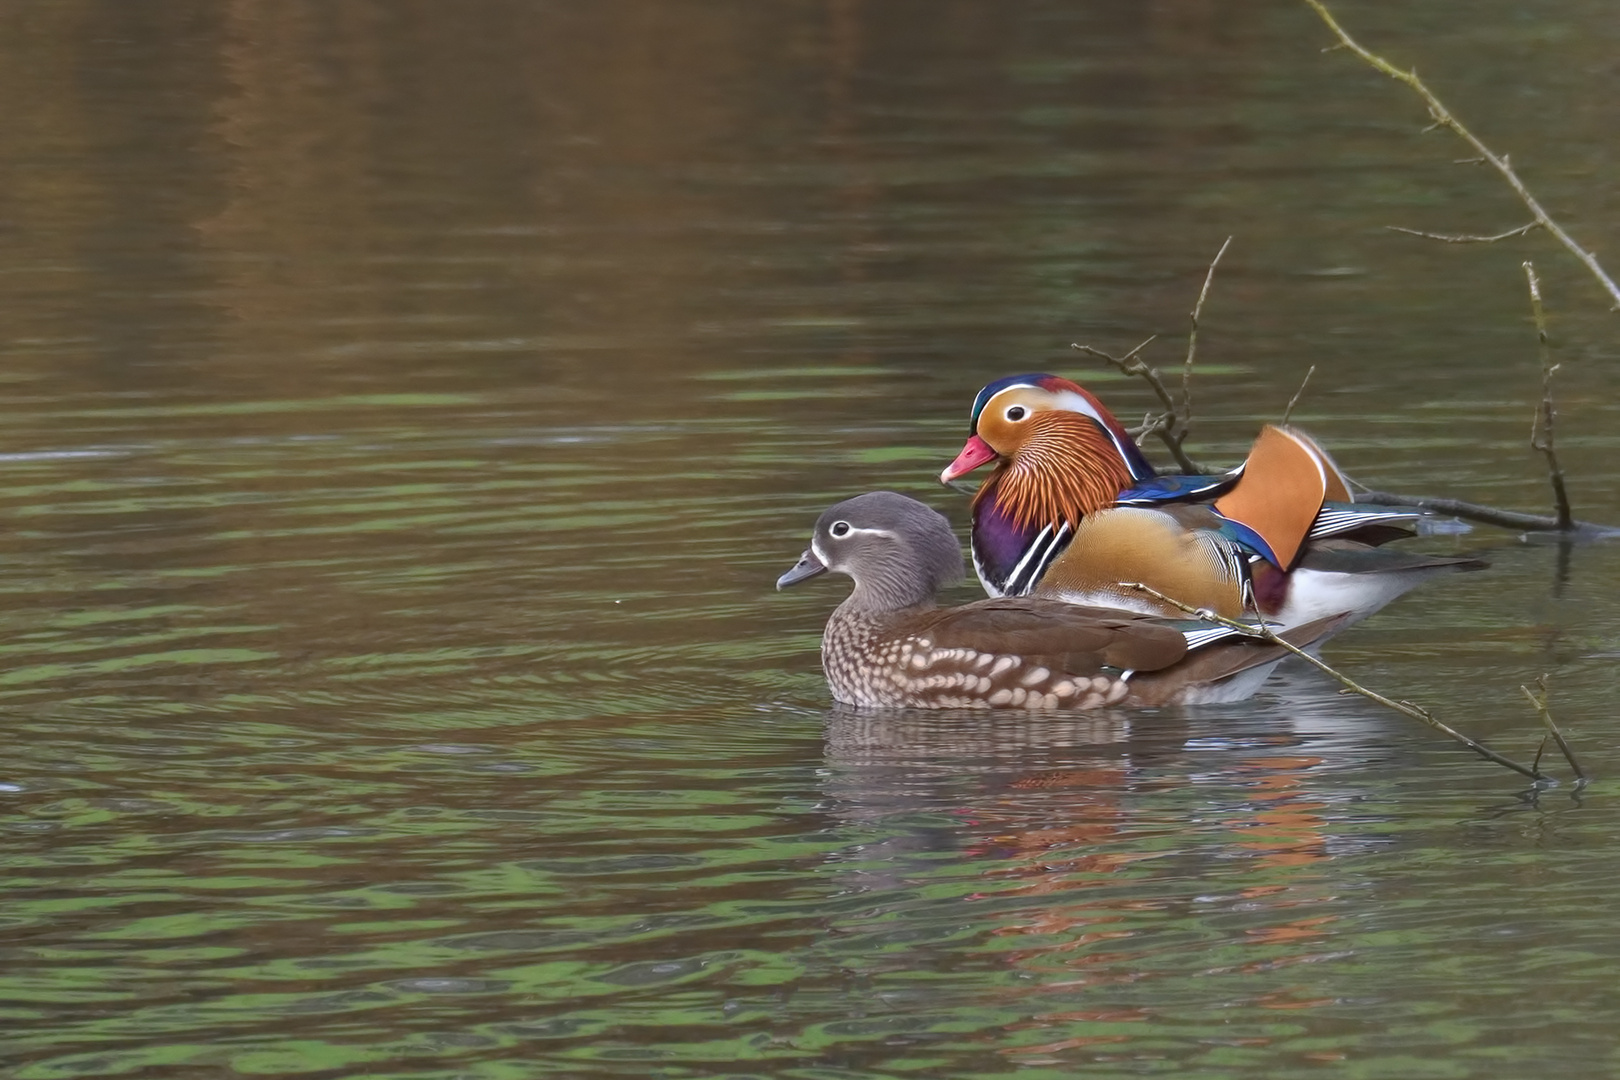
top-left (816, 700), bottom-right (1362, 1045)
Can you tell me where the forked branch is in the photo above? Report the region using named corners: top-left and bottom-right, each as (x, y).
top-left (1071, 239), bottom-right (1232, 476)
top-left (1521, 674), bottom-right (1585, 782)
top-left (1071, 337), bottom-right (1207, 474)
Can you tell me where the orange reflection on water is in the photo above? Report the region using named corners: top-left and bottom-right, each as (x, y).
top-left (967, 749), bottom-right (1345, 991)
top-left (1236, 754), bottom-right (1333, 870)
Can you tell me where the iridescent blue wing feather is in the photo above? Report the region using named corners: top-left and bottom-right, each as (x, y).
top-left (1116, 468), bottom-right (1243, 506)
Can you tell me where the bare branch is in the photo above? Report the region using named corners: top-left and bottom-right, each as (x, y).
top-left (1282, 364), bottom-right (1317, 425)
top-left (1071, 242), bottom-right (1231, 477)
top-left (1524, 262), bottom-right (1574, 530)
top-left (1122, 581), bottom-right (1554, 784)
top-left (1386, 222), bottom-right (1540, 245)
top-left (1521, 674), bottom-right (1586, 782)
top-left (1305, 0), bottom-right (1620, 312)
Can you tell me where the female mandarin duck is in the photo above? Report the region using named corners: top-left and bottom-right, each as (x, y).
top-left (940, 374), bottom-right (1484, 632)
top-left (777, 492), bottom-right (1348, 708)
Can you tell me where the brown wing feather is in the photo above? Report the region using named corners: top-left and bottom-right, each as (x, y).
top-left (909, 598), bottom-right (1189, 674)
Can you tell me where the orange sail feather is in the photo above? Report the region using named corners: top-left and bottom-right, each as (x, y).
top-left (1214, 425), bottom-right (1347, 570)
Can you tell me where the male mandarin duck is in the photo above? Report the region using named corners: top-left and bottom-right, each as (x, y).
top-left (777, 492), bottom-right (1349, 708)
top-left (939, 374), bottom-right (1485, 631)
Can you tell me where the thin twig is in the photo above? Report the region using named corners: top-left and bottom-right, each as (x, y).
top-left (1520, 674), bottom-right (1586, 781)
top-left (1122, 581), bottom-right (1552, 783)
top-left (1282, 364), bottom-right (1316, 425)
top-left (1185, 236), bottom-right (1233, 428)
top-left (1524, 262), bottom-right (1574, 530)
top-left (1305, 0), bottom-right (1620, 312)
top-left (1386, 222), bottom-right (1540, 245)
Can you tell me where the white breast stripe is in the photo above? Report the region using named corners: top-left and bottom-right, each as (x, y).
top-left (972, 543), bottom-right (1005, 598)
top-left (1006, 520), bottom-right (1072, 596)
top-left (1004, 523), bottom-right (1052, 595)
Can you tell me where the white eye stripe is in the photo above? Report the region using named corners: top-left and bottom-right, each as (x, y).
top-left (826, 525), bottom-right (897, 541)
top-left (1047, 388), bottom-right (1109, 426)
top-left (811, 524), bottom-right (895, 568)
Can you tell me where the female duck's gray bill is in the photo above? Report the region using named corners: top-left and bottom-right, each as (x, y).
top-left (776, 548), bottom-right (827, 589)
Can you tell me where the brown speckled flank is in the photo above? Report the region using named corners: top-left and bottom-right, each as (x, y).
top-left (822, 612), bottom-right (1129, 710)
top-left (779, 492), bottom-right (1349, 711)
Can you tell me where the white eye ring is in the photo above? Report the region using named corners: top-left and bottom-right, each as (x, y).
top-left (829, 521), bottom-right (851, 538)
top-left (1005, 405), bottom-right (1028, 421)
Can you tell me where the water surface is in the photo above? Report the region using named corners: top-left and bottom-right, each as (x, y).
top-left (4, 2), bottom-right (1620, 1077)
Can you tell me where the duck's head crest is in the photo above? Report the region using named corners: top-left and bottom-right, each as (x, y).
top-left (942, 373), bottom-right (1155, 488)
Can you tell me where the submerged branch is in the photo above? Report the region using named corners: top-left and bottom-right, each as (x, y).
top-left (1305, 0), bottom-right (1620, 312)
top-left (1122, 582), bottom-right (1555, 784)
top-left (1348, 488), bottom-right (1615, 538)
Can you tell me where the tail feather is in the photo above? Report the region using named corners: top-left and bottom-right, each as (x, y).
top-left (1295, 539), bottom-right (1488, 576)
top-left (1278, 541), bottom-right (1487, 631)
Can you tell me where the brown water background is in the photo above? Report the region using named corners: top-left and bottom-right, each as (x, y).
top-left (4, 2), bottom-right (1620, 1077)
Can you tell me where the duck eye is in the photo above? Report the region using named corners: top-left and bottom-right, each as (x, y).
top-left (830, 521), bottom-right (851, 538)
top-left (1005, 405), bottom-right (1027, 421)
